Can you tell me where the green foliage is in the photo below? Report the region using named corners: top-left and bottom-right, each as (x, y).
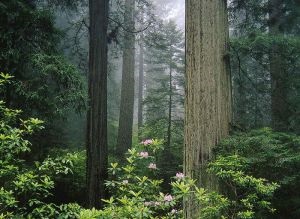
top-left (78, 139), bottom-right (184, 218)
top-left (230, 34), bottom-right (300, 132)
top-left (140, 119), bottom-right (184, 189)
top-left (144, 20), bottom-right (184, 124)
top-left (49, 149), bottom-right (87, 205)
top-left (229, 0), bottom-right (300, 34)
top-left (142, 20), bottom-right (185, 189)
top-left (141, 119), bottom-right (184, 158)
top-left (78, 138), bottom-right (277, 219)
top-left (16, 54), bottom-right (87, 118)
top-left (29, 203), bottom-right (82, 219)
top-left (0, 0), bottom-right (87, 150)
top-left (0, 74), bottom-right (80, 218)
top-left (0, 1), bottom-right (60, 71)
top-left (214, 128), bottom-right (300, 218)
top-left (229, 0), bottom-right (300, 133)
top-left (0, 89), bottom-right (280, 219)
top-left (208, 155), bottom-right (278, 218)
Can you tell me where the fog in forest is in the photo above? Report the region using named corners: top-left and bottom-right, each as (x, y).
top-left (1, 0), bottom-right (300, 218)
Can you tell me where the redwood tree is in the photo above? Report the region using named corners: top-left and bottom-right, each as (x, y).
top-left (184, 0), bottom-right (232, 217)
top-left (86, 0), bottom-right (108, 209)
top-left (116, 0), bottom-right (136, 157)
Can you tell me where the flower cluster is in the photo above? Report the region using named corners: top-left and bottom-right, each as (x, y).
top-left (164, 194), bottom-right (173, 202)
top-left (148, 163), bottom-right (157, 169)
top-left (175, 172), bottom-right (185, 180)
top-left (141, 139), bottom-right (153, 146)
top-left (139, 151), bottom-right (149, 158)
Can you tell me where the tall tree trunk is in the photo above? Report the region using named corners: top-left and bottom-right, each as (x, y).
top-left (167, 65), bottom-right (172, 149)
top-left (160, 63), bottom-right (174, 190)
top-left (116, 0), bottom-right (135, 157)
top-left (86, 0), bottom-right (108, 209)
top-left (184, 0), bottom-right (231, 218)
top-left (138, 34), bottom-right (144, 134)
top-left (269, 0), bottom-right (289, 131)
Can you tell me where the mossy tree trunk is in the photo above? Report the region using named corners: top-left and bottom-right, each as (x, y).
top-left (86, 0), bottom-right (109, 209)
top-left (184, 0), bottom-right (232, 218)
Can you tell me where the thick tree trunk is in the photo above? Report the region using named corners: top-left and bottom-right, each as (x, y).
top-left (86, 0), bottom-right (108, 209)
top-left (138, 35), bottom-right (144, 133)
top-left (184, 0), bottom-right (231, 218)
top-left (116, 0), bottom-right (135, 157)
top-left (269, 0), bottom-right (289, 131)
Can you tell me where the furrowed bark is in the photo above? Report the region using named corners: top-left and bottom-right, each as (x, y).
top-left (184, 0), bottom-right (232, 217)
top-left (86, 0), bottom-right (109, 209)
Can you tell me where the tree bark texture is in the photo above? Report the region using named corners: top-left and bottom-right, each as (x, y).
top-left (184, 0), bottom-right (232, 218)
top-left (117, 0), bottom-right (135, 157)
top-left (86, 0), bottom-right (108, 209)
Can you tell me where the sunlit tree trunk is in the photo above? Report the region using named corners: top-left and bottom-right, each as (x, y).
top-left (86, 0), bottom-right (108, 209)
top-left (116, 0), bottom-right (135, 157)
top-left (184, 0), bottom-right (232, 218)
top-left (269, 0), bottom-right (289, 131)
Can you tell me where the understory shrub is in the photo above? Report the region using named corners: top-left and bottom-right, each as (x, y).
top-left (0, 73), bottom-right (79, 218)
top-left (214, 128), bottom-right (300, 218)
top-left (78, 138), bottom-right (278, 219)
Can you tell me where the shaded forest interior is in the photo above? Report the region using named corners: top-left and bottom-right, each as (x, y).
top-left (0, 0), bottom-right (300, 218)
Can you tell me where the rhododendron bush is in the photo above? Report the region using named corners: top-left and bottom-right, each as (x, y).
top-left (79, 139), bottom-right (278, 219)
top-left (78, 139), bottom-right (227, 218)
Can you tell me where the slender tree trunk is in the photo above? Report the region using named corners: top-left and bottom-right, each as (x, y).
top-left (138, 34), bottom-right (144, 134)
top-left (184, 0), bottom-right (231, 218)
top-left (86, 0), bottom-right (108, 209)
top-left (269, 0), bottom-right (289, 131)
top-left (116, 0), bottom-right (135, 157)
top-left (236, 56), bottom-right (247, 128)
top-left (159, 65), bottom-right (173, 189)
top-left (167, 65), bottom-right (172, 149)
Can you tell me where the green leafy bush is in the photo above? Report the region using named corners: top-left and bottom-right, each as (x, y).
top-left (0, 73), bottom-right (79, 218)
top-left (75, 139), bottom-right (227, 218)
top-left (214, 128), bottom-right (300, 218)
top-left (208, 155), bottom-right (278, 218)
top-left (78, 138), bottom-right (277, 219)
top-left (50, 149), bottom-right (87, 205)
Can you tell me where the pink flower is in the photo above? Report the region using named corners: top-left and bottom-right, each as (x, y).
top-left (139, 151), bottom-right (149, 158)
top-left (164, 194), bottom-right (173, 202)
top-left (175, 172), bottom-right (185, 180)
top-left (142, 139), bottom-right (153, 146)
top-left (148, 163), bottom-right (157, 169)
